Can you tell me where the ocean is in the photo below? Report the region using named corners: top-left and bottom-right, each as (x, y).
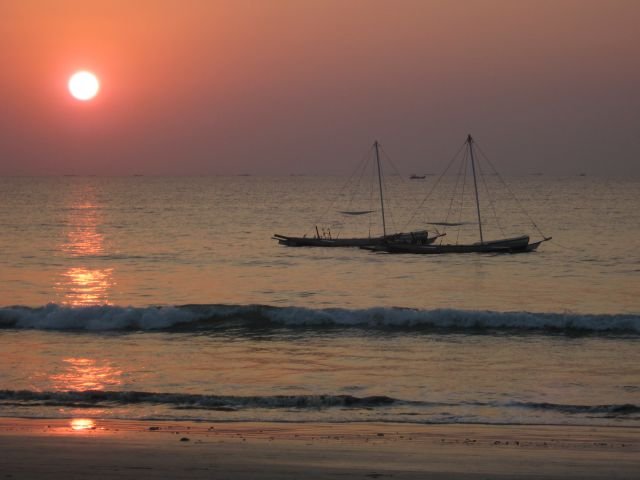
top-left (0, 175), bottom-right (638, 427)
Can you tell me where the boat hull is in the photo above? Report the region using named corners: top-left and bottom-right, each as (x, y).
top-left (273, 231), bottom-right (442, 248)
top-left (365, 235), bottom-right (546, 254)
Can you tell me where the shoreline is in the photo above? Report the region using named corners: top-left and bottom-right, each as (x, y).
top-left (1, 418), bottom-right (638, 479)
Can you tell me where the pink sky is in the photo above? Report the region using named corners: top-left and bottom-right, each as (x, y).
top-left (1, 0), bottom-right (639, 175)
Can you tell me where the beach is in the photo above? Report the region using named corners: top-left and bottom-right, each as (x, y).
top-left (1, 418), bottom-right (638, 479)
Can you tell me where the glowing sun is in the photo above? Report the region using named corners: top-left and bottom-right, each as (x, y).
top-left (68, 71), bottom-right (100, 101)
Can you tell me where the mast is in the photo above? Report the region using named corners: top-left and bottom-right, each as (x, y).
top-left (374, 140), bottom-right (387, 237)
top-left (467, 134), bottom-right (484, 244)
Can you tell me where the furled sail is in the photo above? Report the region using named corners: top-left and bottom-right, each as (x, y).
top-left (428, 221), bottom-right (473, 226)
top-left (339, 210), bottom-right (376, 216)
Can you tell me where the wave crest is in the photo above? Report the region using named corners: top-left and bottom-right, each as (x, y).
top-left (1, 390), bottom-right (637, 419)
top-left (0, 389), bottom-right (397, 410)
top-left (0, 303), bottom-right (638, 334)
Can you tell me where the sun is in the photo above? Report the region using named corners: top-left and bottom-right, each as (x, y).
top-left (68, 71), bottom-right (100, 101)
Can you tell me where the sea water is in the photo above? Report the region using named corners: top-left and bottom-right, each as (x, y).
top-left (0, 176), bottom-right (638, 426)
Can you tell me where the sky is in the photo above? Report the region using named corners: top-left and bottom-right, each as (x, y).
top-left (1, 0), bottom-right (639, 176)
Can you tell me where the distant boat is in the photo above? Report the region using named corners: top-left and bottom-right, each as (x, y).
top-left (409, 174), bottom-right (426, 180)
top-left (273, 141), bottom-right (443, 248)
top-left (365, 135), bottom-right (551, 254)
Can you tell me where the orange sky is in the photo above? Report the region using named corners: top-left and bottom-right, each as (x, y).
top-left (1, 0), bottom-right (639, 175)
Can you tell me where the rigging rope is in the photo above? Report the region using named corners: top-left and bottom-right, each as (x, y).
top-left (309, 144), bottom-right (373, 237)
top-left (455, 148), bottom-right (469, 245)
top-left (379, 144), bottom-right (408, 191)
top-left (441, 145), bottom-right (467, 242)
top-left (477, 154), bottom-right (506, 237)
top-left (368, 153), bottom-right (375, 236)
top-left (312, 141), bottom-right (400, 238)
top-left (381, 144), bottom-right (409, 234)
top-left (403, 140), bottom-right (468, 230)
top-left (474, 142), bottom-right (549, 240)
top-left (379, 150), bottom-right (397, 234)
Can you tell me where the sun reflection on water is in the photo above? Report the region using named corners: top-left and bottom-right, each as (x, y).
top-left (56, 187), bottom-right (115, 306)
top-left (61, 202), bottom-right (105, 257)
top-left (51, 357), bottom-right (123, 391)
top-left (60, 267), bottom-right (114, 306)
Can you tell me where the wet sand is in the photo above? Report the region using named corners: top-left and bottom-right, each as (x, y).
top-left (0, 419), bottom-right (638, 479)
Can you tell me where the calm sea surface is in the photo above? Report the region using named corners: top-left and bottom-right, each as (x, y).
top-left (0, 175), bottom-right (638, 426)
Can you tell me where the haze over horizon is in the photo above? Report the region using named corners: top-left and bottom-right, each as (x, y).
top-left (1, 0), bottom-right (639, 177)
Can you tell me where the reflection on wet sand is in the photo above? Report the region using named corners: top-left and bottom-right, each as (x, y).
top-left (70, 418), bottom-right (96, 431)
top-left (56, 187), bottom-right (114, 306)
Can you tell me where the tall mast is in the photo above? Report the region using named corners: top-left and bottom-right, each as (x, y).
top-left (468, 134), bottom-right (484, 244)
top-left (374, 140), bottom-right (387, 237)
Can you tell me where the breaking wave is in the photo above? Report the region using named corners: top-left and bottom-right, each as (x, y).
top-left (0, 303), bottom-right (638, 334)
top-left (1, 390), bottom-right (637, 420)
top-left (509, 401), bottom-right (640, 415)
top-left (0, 390), bottom-right (400, 411)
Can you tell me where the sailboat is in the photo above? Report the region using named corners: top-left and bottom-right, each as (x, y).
top-left (365, 135), bottom-right (551, 254)
top-left (273, 141), bottom-right (443, 247)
